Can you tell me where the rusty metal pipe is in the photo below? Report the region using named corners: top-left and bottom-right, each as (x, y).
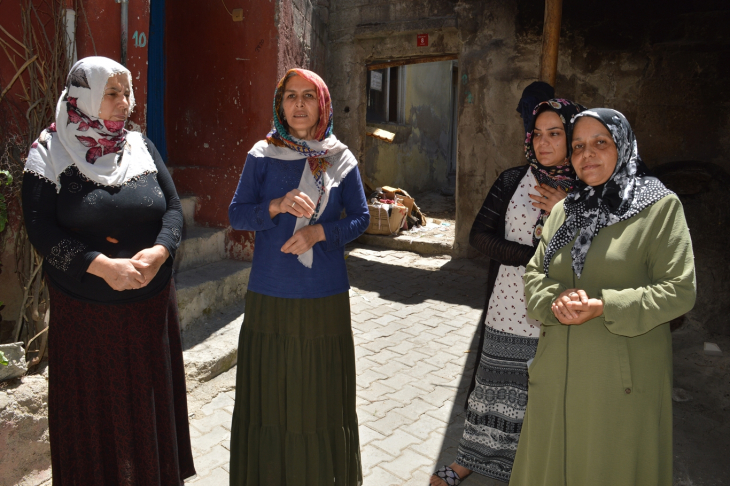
top-left (117, 0), bottom-right (129, 66)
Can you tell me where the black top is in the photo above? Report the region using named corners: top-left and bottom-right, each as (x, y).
top-left (22, 137), bottom-right (183, 304)
top-left (466, 164), bottom-right (536, 405)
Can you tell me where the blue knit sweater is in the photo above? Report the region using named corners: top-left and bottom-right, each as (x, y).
top-left (229, 152), bottom-right (369, 299)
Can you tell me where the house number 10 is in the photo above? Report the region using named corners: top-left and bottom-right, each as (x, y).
top-left (132, 31), bottom-right (147, 48)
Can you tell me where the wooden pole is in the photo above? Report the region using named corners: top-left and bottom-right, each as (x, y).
top-left (539, 0), bottom-right (563, 87)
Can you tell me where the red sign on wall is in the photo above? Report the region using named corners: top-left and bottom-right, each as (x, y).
top-left (417, 34), bottom-right (428, 47)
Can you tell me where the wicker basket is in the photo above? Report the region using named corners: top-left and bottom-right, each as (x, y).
top-left (365, 203), bottom-right (407, 235)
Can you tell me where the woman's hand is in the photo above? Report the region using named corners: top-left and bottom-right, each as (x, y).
top-left (131, 245), bottom-right (169, 287)
top-left (269, 189), bottom-right (316, 219)
top-left (281, 224), bottom-right (325, 255)
top-left (551, 289), bottom-right (604, 325)
top-left (87, 254), bottom-right (149, 291)
top-left (529, 184), bottom-right (567, 214)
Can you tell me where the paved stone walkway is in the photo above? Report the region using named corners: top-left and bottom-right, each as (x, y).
top-left (186, 246), bottom-right (504, 485)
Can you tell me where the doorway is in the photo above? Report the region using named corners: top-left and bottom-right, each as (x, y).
top-left (362, 55), bottom-right (459, 250)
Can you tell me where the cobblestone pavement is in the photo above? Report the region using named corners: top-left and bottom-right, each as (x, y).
top-left (186, 245), bottom-right (505, 485)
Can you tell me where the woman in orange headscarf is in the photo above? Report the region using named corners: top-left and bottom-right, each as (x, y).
top-left (228, 69), bottom-right (369, 486)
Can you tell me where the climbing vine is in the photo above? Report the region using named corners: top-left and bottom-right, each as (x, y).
top-left (0, 0), bottom-right (95, 369)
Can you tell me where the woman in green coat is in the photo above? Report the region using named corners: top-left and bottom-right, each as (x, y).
top-left (510, 108), bottom-right (696, 486)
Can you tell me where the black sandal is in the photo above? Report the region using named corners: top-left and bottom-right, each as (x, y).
top-left (432, 465), bottom-right (462, 485)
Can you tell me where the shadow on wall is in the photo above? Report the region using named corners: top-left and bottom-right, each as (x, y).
top-left (364, 60), bottom-right (455, 194)
top-left (654, 161), bottom-right (730, 336)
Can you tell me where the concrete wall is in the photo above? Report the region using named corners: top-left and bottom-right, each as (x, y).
top-left (166, 0), bottom-right (328, 260)
top-left (364, 60), bottom-right (454, 193)
top-left (164, 0), bottom-right (279, 260)
top-left (0, 1), bottom-right (150, 134)
top-left (326, 0), bottom-right (730, 258)
top-left (533, 1), bottom-right (730, 173)
top-left (327, 0), bottom-right (528, 257)
top-left (165, 0), bottom-right (278, 226)
top-left (277, 0), bottom-right (330, 79)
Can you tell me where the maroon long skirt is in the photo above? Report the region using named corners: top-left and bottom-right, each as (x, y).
top-left (48, 280), bottom-right (196, 485)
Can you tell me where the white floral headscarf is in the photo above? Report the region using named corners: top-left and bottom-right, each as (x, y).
top-left (25, 56), bottom-right (156, 192)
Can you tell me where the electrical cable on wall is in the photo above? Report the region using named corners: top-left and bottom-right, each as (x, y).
top-left (220, 0), bottom-right (233, 16)
top-left (220, 0), bottom-right (244, 21)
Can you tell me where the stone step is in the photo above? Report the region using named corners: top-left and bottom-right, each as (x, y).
top-left (357, 233), bottom-right (453, 256)
top-left (175, 260), bottom-right (251, 332)
top-left (180, 196), bottom-right (199, 228)
top-left (182, 302), bottom-right (244, 384)
top-left (174, 226), bottom-right (227, 273)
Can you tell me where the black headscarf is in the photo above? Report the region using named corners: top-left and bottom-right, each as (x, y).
top-left (543, 108), bottom-right (673, 278)
top-left (525, 98), bottom-right (585, 245)
top-left (516, 81), bottom-right (555, 135)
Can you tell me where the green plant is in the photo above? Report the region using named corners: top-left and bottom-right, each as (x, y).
top-left (0, 170), bottom-right (13, 232)
top-left (0, 349), bottom-right (7, 366)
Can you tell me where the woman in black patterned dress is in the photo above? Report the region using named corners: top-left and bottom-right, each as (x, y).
top-left (22, 56), bottom-right (195, 485)
top-left (431, 98), bottom-right (584, 486)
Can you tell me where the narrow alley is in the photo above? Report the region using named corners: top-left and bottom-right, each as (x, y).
top-left (183, 245), bottom-right (497, 486)
top-left (180, 245), bottom-right (728, 486)
top-left (1, 1), bottom-right (729, 485)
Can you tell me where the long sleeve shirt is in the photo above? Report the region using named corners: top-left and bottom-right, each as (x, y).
top-left (229, 151), bottom-right (369, 299)
top-left (22, 137), bottom-right (182, 304)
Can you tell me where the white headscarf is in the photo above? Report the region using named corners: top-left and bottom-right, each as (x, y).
top-left (25, 56), bottom-right (156, 192)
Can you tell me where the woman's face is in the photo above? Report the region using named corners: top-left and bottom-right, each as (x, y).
top-left (532, 110), bottom-right (567, 167)
top-left (281, 75), bottom-right (320, 140)
top-left (571, 117), bottom-right (618, 186)
top-left (98, 73), bottom-right (130, 121)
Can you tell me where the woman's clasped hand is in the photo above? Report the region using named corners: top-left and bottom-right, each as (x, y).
top-left (280, 224), bottom-right (325, 255)
top-left (269, 188), bottom-right (315, 219)
top-left (268, 189), bottom-right (326, 255)
top-left (551, 288), bottom-right (604, 324)
top-left (131, 245), bottom-right (170, 284)
top-left (87, 244), bottom-right (170, 291)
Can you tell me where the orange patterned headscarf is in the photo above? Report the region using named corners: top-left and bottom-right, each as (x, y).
top-left (269, 68), bottom-right (333, 145)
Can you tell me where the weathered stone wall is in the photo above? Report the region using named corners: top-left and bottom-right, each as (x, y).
top-left (277, 0), bottom-right (330, 78)
top-left (327, 0), bottom-right (538, 256)
top-left (326, 0), bottom-right (730, 259)
top-left (534, 2), bottom-right (730, 173)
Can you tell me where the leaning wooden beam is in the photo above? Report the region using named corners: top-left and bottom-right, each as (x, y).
top-left (539, 0), bottom-right (563, 86)
top-left (368, 54), bottom-right (458, 71)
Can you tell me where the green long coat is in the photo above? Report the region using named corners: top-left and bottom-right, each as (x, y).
top-left (510, 195), bottom-right (696, 486)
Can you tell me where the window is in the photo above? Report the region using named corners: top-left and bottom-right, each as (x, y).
top-left (366, 66), bottom-right (405, 124)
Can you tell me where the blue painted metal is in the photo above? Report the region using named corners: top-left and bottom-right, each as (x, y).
top-left (146, 0), bottom-right (168, 161)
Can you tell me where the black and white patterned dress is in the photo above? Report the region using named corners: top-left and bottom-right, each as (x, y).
top-left (456, 170), bottom-right (541, 482)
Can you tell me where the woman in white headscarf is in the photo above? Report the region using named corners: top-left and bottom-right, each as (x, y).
top-left (22, 56), bottom-right (195, 485)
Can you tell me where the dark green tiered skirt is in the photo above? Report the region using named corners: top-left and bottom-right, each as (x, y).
top-left (229, 291), bottom-right (362, 486)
